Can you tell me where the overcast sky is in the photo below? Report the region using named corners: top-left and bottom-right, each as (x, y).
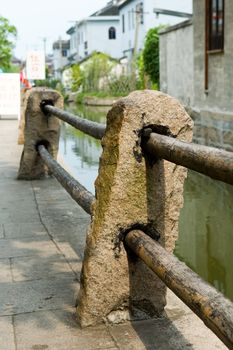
top-left (1, 0), bottom-right (192, 60)
top-left (1, 0), bottom-right (108, 59)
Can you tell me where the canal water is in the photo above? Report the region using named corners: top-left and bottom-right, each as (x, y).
top-left (59, 103), bottom-right (233, 302)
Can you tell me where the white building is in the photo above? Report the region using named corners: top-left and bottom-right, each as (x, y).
top-left (67, 26), bottom-right (78, 64)
top-left (118, 0), bottom-right (192, 60)
top-left (66, 1), bottom-right (121, 63)
top-left (57, 0), bottom-right (193, 79)
top-left (76, 16), bottom-right (120, 61)
top-left (52, 40), bottom-right (70, 79)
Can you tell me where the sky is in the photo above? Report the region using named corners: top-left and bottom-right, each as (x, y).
top-left (1, 0), bottom-right (192, 60)
top-left (1, 0), bottom-right (108, 59)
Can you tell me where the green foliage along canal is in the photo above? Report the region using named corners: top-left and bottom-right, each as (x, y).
top-left (59, 103), bottom-right (233, 302)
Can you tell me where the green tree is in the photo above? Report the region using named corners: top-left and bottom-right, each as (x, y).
top-left (82, 52), bottom-right (115, 93)
top-left (142, 27), bottom-right (161, 86)
top-left (0, 16), bottom-right (17, 70)
top-left (71, 64), bottom-right (83, 92)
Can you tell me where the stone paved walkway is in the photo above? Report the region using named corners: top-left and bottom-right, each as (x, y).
top-left (0, 120), bottom-right (227, 350)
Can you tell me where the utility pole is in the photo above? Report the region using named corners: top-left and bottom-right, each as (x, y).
top-left (133, 6), bottom-right (141, 62)
top-left (131, 5), bottom-right (142, 88)
top-left (59, 36), bottom-right (62, 80)
top-left (43, 37), bottom-right (47, 57)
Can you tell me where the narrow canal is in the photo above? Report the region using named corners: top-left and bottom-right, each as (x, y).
top-left (59, 103), bottom-right (233, 302)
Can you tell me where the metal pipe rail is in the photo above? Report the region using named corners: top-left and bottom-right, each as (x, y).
top-left (41, 102), bottom-right (233, 185)
top-left (43, 104), bottom-right (106, 140)
top-left (125, 230), bottom-right (233, 349)
top-left (143, 130), bottom-right (233, 185)
top-left (38, 145), bottom-right (94, 214)
top-left (37, 143), bottom-right (233, 347)
top-left (37, 97), bottom-right (233, 346)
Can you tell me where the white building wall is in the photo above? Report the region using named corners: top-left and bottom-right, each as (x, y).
top-left (77, 17), bottom-right (120, 61)
top-left (159, 21), bottom-right (194, 106)
top-left (77, 22), bottom-right (88, 60)
top-left (119, 1), bottom-right (142, 59)
top-left (53, 48), bottom-right (69, 80)
top-left (88, 19), bottom-right (120, 59)
top-left (119, 0), bottom-right (192, 59)
top-left (69, 29), bottom-right (78, 57)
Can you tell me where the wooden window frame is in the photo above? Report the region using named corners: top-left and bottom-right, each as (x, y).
top-left (205, 0), bottom-right (225, 91)
top-left (206, 0), bottom-right (225, 52)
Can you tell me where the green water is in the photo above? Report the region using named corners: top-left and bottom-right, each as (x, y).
top-left (59, 104), bottom-right (233, 301)
top-left (59, 104), bottom-right (106, 193)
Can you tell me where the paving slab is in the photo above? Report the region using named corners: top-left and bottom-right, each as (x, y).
top-left (0, 316), bottom-right (15, 350)
top-left (110, 318), bottom-right (187, 350)
top-left (11, 254), bottom-right (74, 282)
top-left (0, 277), bottom-right (77, 316)
top-left (0, 200), bottom-right (38, 214)
top-left (32, 179), bottom-right (90, 220)
top-left (0, 223), bottom-right (4, 238)
top-left (109, 291), bottom-right (227, 350)
top-left (0, 236), bottom-right (59, 259)
top-left (0, 211), bottom-right (41, 224)
top-left (14, 309), bottom-right (116, 350)
top-left (0, 259), bottom-right (12, 282)
top-left (3, 222), bottom-right (47, 239)
top-left (49, 238), bottom-right (83, 277)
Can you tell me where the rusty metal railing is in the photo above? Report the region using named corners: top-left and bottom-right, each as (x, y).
top-left (125, 230), bottom-right (233, 349)
top-left (37, 144), bottom-right (93, 214)
top-left (142, 128), bottom-right (233, 185)
top-left (40, 100), bottom-right (233, 186)
top-left (41, 102), bottom-right (105, 140)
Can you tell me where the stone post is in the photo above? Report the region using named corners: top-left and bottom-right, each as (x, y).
top-left (77, 90), bottom-right (193, 327)
top-left (18, 88), bottom-right (31, 145)
top-left (17, 87), bottom-right (63, 180)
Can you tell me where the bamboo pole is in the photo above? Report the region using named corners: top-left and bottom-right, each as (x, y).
top-left (143, 131), bottom-right (233, 185)
top-left (125, 230), bottom-right (233, 349)
top-left (42, 104), bottom-right (105, 140)
top-left (38, 145), bottom-right (94, 214)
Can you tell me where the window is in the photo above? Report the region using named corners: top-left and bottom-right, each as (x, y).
top-left (207, 0), bottom-right (224, 51)
top-left (122, 14), bottom-right (125, 33)
top-left (84, 41), bottom-right (88, 50)
top-left (109, 27), bottom-right (116, 40)
top-left (62, 50), bottom-right (67, 57)
top-left (128, 11), bottom-right (131, 30)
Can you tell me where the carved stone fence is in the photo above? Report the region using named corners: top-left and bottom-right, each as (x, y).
top-left (18, 88), bottom-right (233, 349)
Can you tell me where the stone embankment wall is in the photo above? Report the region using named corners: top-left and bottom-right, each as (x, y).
top-left (187, 108), bottom-right (233, 153)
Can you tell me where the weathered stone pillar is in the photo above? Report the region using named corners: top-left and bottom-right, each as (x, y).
top-left (77, 90), bottom-right (193, 327)
top-left (18, 88), bottom-right (31, 145)
top-left (17, 87), bottom-right (63, 180)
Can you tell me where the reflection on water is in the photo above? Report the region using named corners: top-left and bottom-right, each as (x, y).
top-left (175, 171), bottom-right (233, 301)
top-left (59, 103), bottom-right (233, 301)
top-left (59, 104), bottom-right (107, 193)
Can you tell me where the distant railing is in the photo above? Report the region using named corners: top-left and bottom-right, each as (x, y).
top-left (18, 88), bottom-right (233, 349)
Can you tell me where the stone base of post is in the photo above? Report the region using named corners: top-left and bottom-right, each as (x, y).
top-left (17, 87), bottom-right (63, 180)
top-left (77, 90), bottom-right (193, 327)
